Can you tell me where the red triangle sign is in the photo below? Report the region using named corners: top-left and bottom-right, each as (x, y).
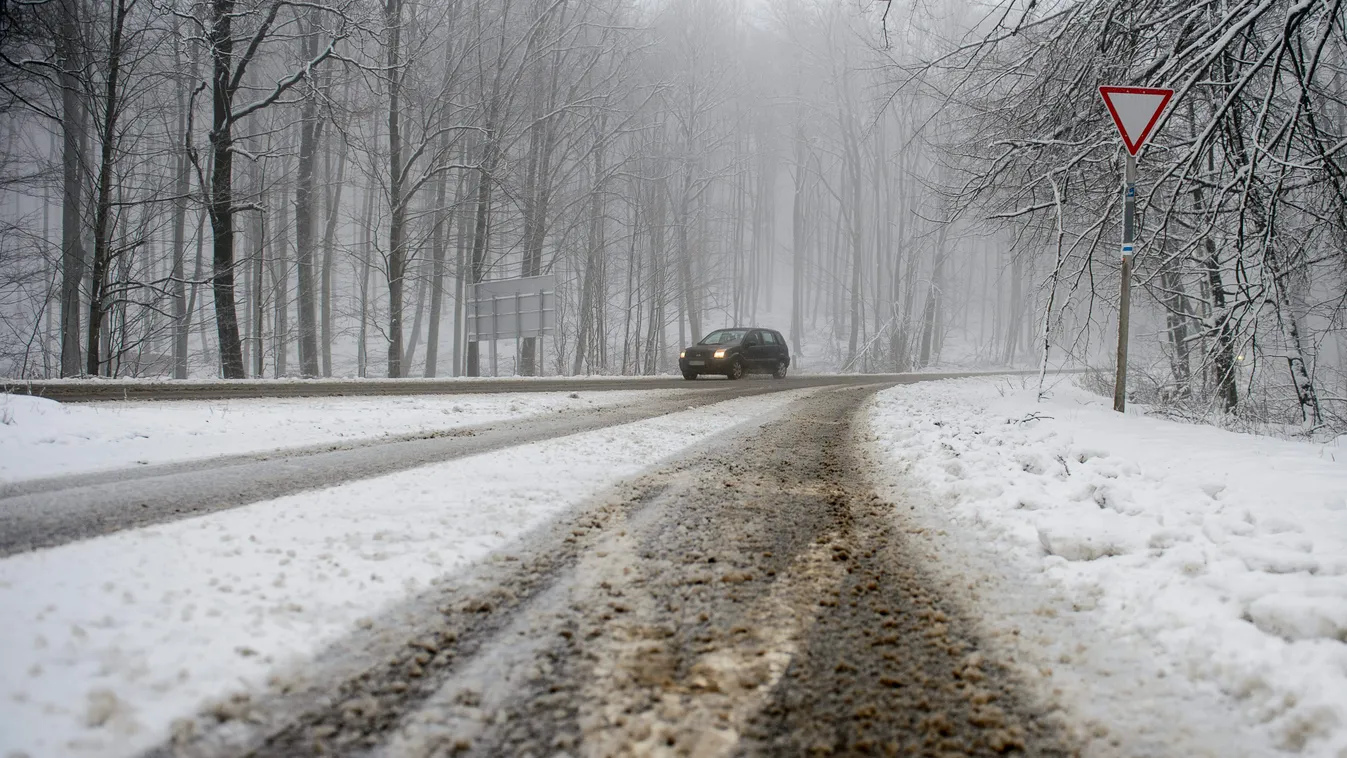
top-left (1099, 86), bottom-right (1173, 155)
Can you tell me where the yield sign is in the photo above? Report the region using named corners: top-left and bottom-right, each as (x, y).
top-left (1099, 86), bottom-right (1173, 155)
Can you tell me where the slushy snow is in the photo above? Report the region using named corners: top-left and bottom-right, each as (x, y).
top-left (0, 389), bottom-right (810, 758)
top-left (866, 376), bottom-right (1347, 757)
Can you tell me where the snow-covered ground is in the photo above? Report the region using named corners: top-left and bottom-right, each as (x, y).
top-left (0, 390), bottom-right (676, 483)
top-left (866, 376), bottom-right (1347, 757)
top-left (0, 388), bottom-right (813, 758)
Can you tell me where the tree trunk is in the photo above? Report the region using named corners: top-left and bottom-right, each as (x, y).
top-left (292, 8), bottom-right (323, 377)
top-left (871, 126), bottom-right (887, 355)
top-left (733, 136), bottom-right (747, 327)
top-left (384, 0), bottom-right (406, 378)
top-left (171, 19), bottom-right (191, 379)
top-left (573, 117), bottom-right (606, 374)
top-left (319, 117), bottom-right (347, 377)
top-left (1037, 209), bottom-right (1066, 397)
top-left (677, 168), bottom-right (700, 344)
top-left (424, 163), bottom-right (454, 378)
top-left (643, 175), bottom-right (667, 375)
top-left (452, 155), bottom-right (474, 377)
top-left (58, 0), bottom-right (86, 378)
top-left (841, 110), bottom-right (864, 369)
top-left (621, 197), bottom-right (639, 374)
top-left (1160, 262), bottom-right (1192, 394)
top-left (466, 135), bottom-right (496, 377)
top-left (402, 249), bottom-right (430, 371)
top-left (251, 185), bottom-right (266, 378)
top-left (1267, 247), bottom-right (1323, 428)
top-left (977, 240), bottom-right (990, 358)
top-left (85, 0), bottom-right (131, 377)
top-left (519, 36), bottom-right (563, 376)
top-left (790, 138), bottom-right (805, 354)
top-left (358, 175), bottom-right (375, 377)
top-left (191, 206), bottom-right (209, 366)
top-left (422, 0), bottom-right (463, 378)
top-left (1002, 253), bottom-right (1023, 365)
top-left (888, 169), bottom-right (909, 371)
top-left (1188, 127), bottom-right (1238, 413)
top-left (918, 224), bottom-right (948, 368)
top-left (207, 0), bottom-right (246, 378)
top-left (272, 177), bottom-right (290, 377)
top-left (41, 139), bottom-right (56, 376)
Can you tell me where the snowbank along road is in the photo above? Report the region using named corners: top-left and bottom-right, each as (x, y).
top-left (1, 377), bottom-right (1079, 757)
top-left (0, 383), bottom-right (796, 557)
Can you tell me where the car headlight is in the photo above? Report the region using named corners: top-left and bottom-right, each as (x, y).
top-left (680, 350), bottom-right (685, 358)
top-left (714, 349), bottom-right (726, 359)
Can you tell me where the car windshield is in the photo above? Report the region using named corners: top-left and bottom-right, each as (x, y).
top-left (698, 329), bottom-right (747, 345)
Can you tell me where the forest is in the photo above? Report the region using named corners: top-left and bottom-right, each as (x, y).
top-left (0, 0), bottom-right (1344, 432)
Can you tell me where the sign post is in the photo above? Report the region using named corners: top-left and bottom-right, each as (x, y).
top-left (1098, 85), bottom-right (1172, 413)
top-left (1115, 154), bottom-right (1136, 413)
top-left (465, 274), bottom-right (556, 377)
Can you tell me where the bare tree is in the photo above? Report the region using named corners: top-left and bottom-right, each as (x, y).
top-left (188, 0), bottom-right (343, 378)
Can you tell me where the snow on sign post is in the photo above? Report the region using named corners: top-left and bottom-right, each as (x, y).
top-left (1099, 85), bottom-right (1173, 413)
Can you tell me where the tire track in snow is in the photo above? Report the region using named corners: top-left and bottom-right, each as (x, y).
top-left (0, 383), bottom-right (777, 557)
top-left (157, 385), bottom-right (1076, 758)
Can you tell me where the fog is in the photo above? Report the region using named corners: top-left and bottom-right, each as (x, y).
top-left (1, 0), bottom-right (1344, 430)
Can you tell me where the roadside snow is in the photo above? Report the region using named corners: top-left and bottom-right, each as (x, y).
top-left (0, 390), bottom-right (675, 483)
top-left (0, 388), bottom-right (810, 758)
top-left (866, 377), bottom-right (1347, 757)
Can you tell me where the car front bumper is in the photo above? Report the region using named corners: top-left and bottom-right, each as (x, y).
top-left (679, 356), bottom-right (730, 373)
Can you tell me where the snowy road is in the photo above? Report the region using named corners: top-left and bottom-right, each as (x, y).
top-left (129, 384), bottom-right (1068, 758)
top-left (12, 374), bottom-right (1338, 757)
top-left (0, 383), bottom-right (779, 557)
top-left (0, 372), bottom-right (1024, 557)
top-left (1, 375), bottom-right (1077, 758)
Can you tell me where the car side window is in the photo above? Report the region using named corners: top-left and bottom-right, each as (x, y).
top-left (761, 332), bottom-right (776, 345)
top-left (744, 331), bottom-right (759, 346)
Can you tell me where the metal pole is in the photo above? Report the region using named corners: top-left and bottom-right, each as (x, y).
top-left (466, 284), bottom-right (478, 377)
top-left (1113, 154), bottom-right (1137, 413)
top-left (540, 289), bottom-right (549, 377)
top-left (490, 296), bottom-right (498, 377)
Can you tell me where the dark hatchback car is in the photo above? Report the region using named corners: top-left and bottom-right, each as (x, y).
top-left (679, 327), bottom-right (790, 380)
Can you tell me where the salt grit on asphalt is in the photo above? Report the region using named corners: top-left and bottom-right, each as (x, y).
top-left (0, 389), bottom-right (811, 758)
top-left (0, 390), bottom-right (674, 483)
top-left (866, 376), bottom-right (1347, 758)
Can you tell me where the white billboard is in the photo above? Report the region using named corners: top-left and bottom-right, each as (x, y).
top-left (466, 274), bottom-right (556, 342)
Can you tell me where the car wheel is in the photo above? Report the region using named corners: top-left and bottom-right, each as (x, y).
top-left (772, 360), bottom-right (788, 379)
top-left (726, 357), bottom-right (744, 380)
top-left (682, 371), bottom-right (698, 380)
